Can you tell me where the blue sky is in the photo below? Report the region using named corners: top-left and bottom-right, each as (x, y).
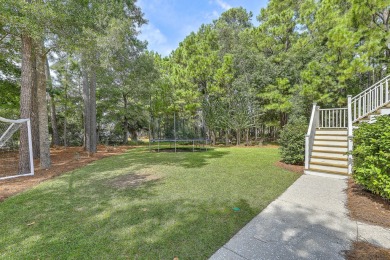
top-left (137, 0), bottom-right (269, 56)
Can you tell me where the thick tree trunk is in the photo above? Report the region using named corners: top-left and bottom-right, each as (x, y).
top-left (122, 122), bottom-right (129, 144)
top-left (31, 46), bottom-right (40, 159)
top-left (89, 70), bottom-right (97, 153)
top-left (129, 130), bottom-right (138, 142)
top-left (37, 46), bottom-right (51, 169)
top-left (225, 129), bottom-right (230, 146)
top-left (211, 130), bottom-right (216, 145)
top-left (19, 34), bottom-right (33, 174)
top-left (45, 58), bottom-right (60, 146)
top-left (82, 67), bottom-right (90, 151)
top-left (236, 129), bottom-right (241, 146)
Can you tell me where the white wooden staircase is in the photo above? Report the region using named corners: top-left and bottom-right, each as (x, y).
top-left (305, 75), bottom-right (390, 177)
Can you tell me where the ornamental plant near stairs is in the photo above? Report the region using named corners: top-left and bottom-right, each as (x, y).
top-left (352, 115), bottom-right (390, 200)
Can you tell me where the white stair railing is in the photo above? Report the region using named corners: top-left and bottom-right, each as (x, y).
top-left (305, 74), bottom-right (390, 175)
top-left (351, 75), bottom-right (390, 122)
top-left (347, 95), bottom-right (353, 174)
top-left (305, 103), bottom-right (319, 170)
top-left (318, 108), bottom-right (348, 128)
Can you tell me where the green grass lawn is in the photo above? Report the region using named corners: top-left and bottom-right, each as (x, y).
top-left (0, 147), bottom-right (300, 259)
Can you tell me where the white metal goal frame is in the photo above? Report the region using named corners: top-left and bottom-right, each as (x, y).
top-left (0, 117), bottom-right (34, 180)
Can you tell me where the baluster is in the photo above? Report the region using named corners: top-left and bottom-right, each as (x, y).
top-left (344, 109), bottom-right (346, 127)
top-left (371, 90), bottom-right (373, 111)
top-left (377, 87), bottom-right (379, 108)
top-left (369, 90), bottom-right (372, 112)
top-left (363, 95), bottom-right (366, 115)
top-left (386, 79), bottom-right (389, 103)
top-left (333, 110), bottom-right (335, 127)
top-left (327, 110), bottom-right (329, 127)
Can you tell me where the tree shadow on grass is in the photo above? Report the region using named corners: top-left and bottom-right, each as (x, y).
top-left (0, 177), bottom-right (258, 259)
top-left (65, 147), bottom-right (230, 183)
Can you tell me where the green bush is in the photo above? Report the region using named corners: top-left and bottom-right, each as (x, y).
top-left (352, 115), bottom-right (390, 200)
top-left (279, 116), bottom-right (307, 165)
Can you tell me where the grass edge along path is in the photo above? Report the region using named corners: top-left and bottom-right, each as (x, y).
top-left (0, 147), bottom-right (300, 259)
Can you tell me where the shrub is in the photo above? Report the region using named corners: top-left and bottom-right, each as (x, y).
top-left (353, 115), bottom-right (390, 200)
top-left (279, 116), bottom-right (307, 165)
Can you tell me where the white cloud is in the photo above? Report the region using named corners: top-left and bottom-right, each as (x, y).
top-left (139, 23), bottom-right (167, 45)
top-left (139, 23), bottom-right (174, 56)
top-left (215, 0), bottom-right (232, 10)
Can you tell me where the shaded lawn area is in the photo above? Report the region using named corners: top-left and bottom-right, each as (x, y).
top-left (0, 147), bottom-right (300, 259)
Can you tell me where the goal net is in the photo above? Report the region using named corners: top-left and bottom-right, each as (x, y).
top-left (0, 117), bottom-right (34, 180)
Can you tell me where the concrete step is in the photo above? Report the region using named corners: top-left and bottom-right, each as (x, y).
top-left (313, 140), bottom-right (347, 146)
top-left (305, 169), bottom-right (349, 178)
top-left (309, 163), bottom-right (348, 174)
top-left (310, 157), bottom-right (348, 166)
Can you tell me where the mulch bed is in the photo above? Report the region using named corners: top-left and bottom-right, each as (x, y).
top-left (344, 241), bottom-right (390, 260)
top-left (0, 145), bottom-right (130, 202)
top-left (274, 161), bottom-right (304, 174)
top-left (346, 178), bottom-right (390, 259)
top-left (347, 178), bottom-right (390, 228)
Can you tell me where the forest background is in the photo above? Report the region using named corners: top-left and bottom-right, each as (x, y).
top-left (0, 0), bottom-right (389, 169)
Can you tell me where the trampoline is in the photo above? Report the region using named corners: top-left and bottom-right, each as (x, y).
top-left (149, 110), bottom-right (210, 152)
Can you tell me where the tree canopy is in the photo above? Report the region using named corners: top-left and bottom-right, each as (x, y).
top-left (1, 0), bottom-right (389, 153)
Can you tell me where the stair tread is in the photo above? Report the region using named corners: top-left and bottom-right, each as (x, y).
top-left (315, 134), bottom-right (348, 137)
top-left (314, 139), bottom-right (347, 142)
top-left (310, 162), bottom-right (348, 168)
top-left (311, 156), bottom-right (347, 161)
top-left (312, 149), bottom-right (347, 154)
top-left (308, 168), bottom-right (349, 176)
top-left (313, 144), bottom-right (348, 148)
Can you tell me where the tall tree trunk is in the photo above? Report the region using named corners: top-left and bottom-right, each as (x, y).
top-left (31, 46), bottom-right (40, 159)
top-left (82, 67), bottom-right (90, 151)
top-left (211, 130), bottom-right (216, 145)
top-left (37, 45), bottom-right (51, 169)
top-left (245, 128), bottom-right (249, 146)
top-left (19, 34), bottom-right (33, 174)
top-left (225, 129), bottom-right (230, 146)
top-left (89, 69), bottom-right (97, 153)
top-left (63, 84), bottom-right (68, 148)
top-left (236, 129), bottom-right (241, 146)
top-left (122, 94), bottom-right (129, 144)
top-left (45, 58), bottom-right (60, 146)
top-left (129, 129), bottom-right (138, 142)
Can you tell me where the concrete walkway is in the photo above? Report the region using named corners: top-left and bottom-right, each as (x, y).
top-left (210, 174), bottom-right (390, 260)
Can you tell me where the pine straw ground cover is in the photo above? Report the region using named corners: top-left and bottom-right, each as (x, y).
top-left (344, 178), bottom-right (390, 259)
top-left (0, 147), bottom-right (300, 259)
top-left (0, 145), bottom-right (129, 201)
